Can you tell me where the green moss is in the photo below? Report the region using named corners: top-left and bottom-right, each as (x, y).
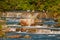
top-left (0, 25), bottom-right (2, 30)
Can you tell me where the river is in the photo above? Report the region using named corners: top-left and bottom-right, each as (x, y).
top-left (1, 32), bottom-right (60, 40)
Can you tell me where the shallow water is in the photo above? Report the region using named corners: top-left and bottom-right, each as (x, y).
top-left (1, 32), bottom-right (60, 40)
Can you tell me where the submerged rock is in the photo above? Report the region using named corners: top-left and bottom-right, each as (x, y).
top-left (7, 35), bottom-right (22, 38)
top-left (24, 35), bottom-right (31, 39)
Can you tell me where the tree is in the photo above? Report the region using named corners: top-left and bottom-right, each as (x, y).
top-left (0, 0), bottom-right (60, 16)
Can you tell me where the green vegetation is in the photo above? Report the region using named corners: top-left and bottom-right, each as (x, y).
top-left (0, 24), bottom-right (4, 37)
top-left (0, 22), bottom-right (6, 37)
top-left (0, 24), bottom-right (2, 30)
top-left (0, 0), bottom-right (60, 11)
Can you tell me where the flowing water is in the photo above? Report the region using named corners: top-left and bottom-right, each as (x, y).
top-left (1, 32), bottom-right (60, 40)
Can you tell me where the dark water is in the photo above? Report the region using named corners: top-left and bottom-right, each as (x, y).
top-left (1, 32), bottom-right (60, 40)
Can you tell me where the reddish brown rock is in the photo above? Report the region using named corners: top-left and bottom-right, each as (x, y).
top-left (7, 35), bottom-right (22, 38)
